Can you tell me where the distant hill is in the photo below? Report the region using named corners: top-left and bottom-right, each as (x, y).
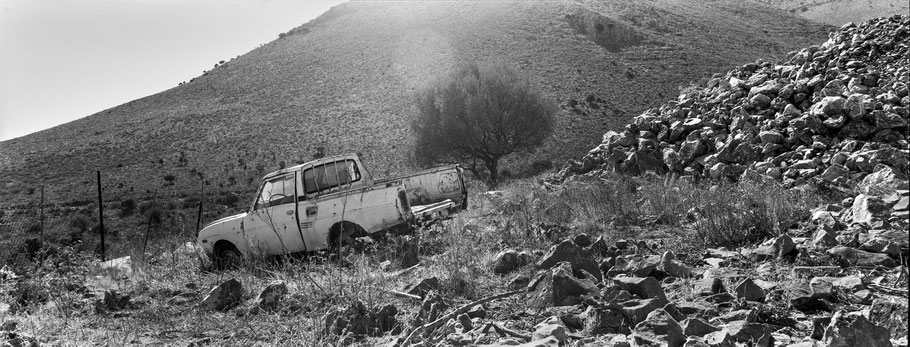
top-left (0, 0), bottom-right (831, 205)
top-left (757, 0), bottom-right (908, 26)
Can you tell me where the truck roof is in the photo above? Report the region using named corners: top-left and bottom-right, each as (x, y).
top-left (261, 153), bottom-right (359, 180)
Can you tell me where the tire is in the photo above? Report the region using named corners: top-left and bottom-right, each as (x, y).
top-left (327, 222), bottom-right (365, 254)
top-left (213, 241), bottom-right (242, 270)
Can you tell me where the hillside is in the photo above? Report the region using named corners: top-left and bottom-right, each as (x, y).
top-left (758, 0), bottom-right (909, 26)
top-left (0, 0), bottom-right (831, 206)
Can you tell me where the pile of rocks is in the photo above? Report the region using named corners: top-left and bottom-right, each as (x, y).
top-left (413, 228), bottom-right (906, 346)
top-left (559, 15), bottom-right (909, 188)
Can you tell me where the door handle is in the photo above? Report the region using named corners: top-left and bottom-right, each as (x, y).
top-left (286, 210), bottom-right (294, 215)
top-left (306, 206), bottom-right (318, 216)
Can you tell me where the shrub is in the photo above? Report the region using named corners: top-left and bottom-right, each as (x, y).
top-left (412, 62), bottom-right (555, 186)
top-left (119, 198), bottom-right (136, 217)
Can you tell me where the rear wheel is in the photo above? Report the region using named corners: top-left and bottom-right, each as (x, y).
top-left (327, 222), bottom-right (366, 254)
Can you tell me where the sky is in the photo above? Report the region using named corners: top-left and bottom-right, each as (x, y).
top-left (0, 0), bottom-right (345, 141)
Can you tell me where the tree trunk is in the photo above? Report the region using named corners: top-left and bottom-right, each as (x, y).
top-left (485, 157), bottom-right (500, 188)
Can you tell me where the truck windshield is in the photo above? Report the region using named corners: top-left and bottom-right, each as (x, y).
top-left (255, 174), bottom-right (296, 209)
top-left (303, 160), bottom-right (361, 194)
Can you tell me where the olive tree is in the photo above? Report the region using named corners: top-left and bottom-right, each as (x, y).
top-left (412, 63), bottom-right (555, 185)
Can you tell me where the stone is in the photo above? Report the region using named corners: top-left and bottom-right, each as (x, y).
top-left (681, 318), bottom-right (720, 337)
top-left (623, 298), bottom-right (669, 325)
top-left (860, 165), bottom-right (909, 198)
top-left (812, 276), bottom-right (864, 292)
top-left (582, 305), bottom-right (632, 335)
top-left (528, 262), bottom-right (598, 308)
top-left (827, 246), bottom-right (897, 268)
top-left (256, 281), bottom-right (288, 311)
top-left (608, 254), bottom-right (661, 277)
top-left (632, 308), bottom-right (685, 347)
top-left (572, 233), bottom-right (592, 248)
top-left (492, 250), bottom-right (526, 275)
top-left (823, 310), bottom-right (892, 347)
top-left (789, 285), bottom-right (833, 312)
top-left (660, 251), bottom-right (694, 278)
top-left (811, 228), bottom-right (839, 249)
top-left (751, 234), bottom-right (797, 260)
top-left (93, 290), bottom-right (131, 313)
top-left (404, 276), bottom-right (441, 298)
top-left (200, 278), bottom-right (243, 311)
top-left (323, 300), bottom-right (398, 337)
top-left (860, 229), bottom-right (908, 257)
top-left (733, 278), bottom-right (765, 302)
top-left (614, 276), bottom-right (668, 302)
top-left (810, 97), bottom-right (847, 117)
top-left (694, 275), bottom-right (726, 296)
top-left (414, 293), bottom-right (447, 326)
top-left (724, 320), bottom-right (773, 346)
top-left (869, 297), bottom-right (909, 339)
top-left (532, 321), bottom-right (568, 343)
top-left (536, 240), bottom-right (602, 282)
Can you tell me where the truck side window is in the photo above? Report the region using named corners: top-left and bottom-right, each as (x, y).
top-left (255, 174), bottom-right (295, 209)
top-left (303, 160), bottom-right (361, 194)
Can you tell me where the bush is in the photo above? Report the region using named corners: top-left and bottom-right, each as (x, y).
top-left (412, 62), bottom-right (555, 186)
top-left (119, 198), bottom-right (136, 217)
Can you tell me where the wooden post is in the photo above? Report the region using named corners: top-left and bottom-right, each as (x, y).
top-left (39, 186), bottom-right (44, 247)
top-left (143, 190), bottom-right (157, 255)
top-left (97, 171), bottom-right (105, 261)
top-left (195, 178), bottom-right (204, 237)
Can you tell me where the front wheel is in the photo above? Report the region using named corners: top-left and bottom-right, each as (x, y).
top-left (213, 243), bottom-right (242, 270)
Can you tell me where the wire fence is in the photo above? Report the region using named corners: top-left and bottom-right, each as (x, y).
top-left (0, 171), bottom-right (253, 270)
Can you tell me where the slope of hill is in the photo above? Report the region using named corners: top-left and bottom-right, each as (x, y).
top-left (757, 0), bottom-right (909, 26)
top-left (0, 0), bottom-right (831, 205)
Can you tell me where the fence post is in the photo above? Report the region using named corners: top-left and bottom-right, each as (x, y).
top-left (39, 185), bottom-right (44, 247)
top-left (195, 178), bottom-right (204, 237)
top-left (143, 190), bottom-right (157, 255)
top-left (97, 170), bottom-right (105, 262)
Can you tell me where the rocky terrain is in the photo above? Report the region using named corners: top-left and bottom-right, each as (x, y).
top-left (758, 0), bottom-right (909, 26)
top-left (1, 8), bottom-right (908, 347)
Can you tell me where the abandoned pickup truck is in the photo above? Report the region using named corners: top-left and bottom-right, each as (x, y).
top-left (197, 153), bottom-right (467, 263)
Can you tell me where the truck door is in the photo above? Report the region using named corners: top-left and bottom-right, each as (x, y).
top-left (245, 172), bottom-right (307, 255)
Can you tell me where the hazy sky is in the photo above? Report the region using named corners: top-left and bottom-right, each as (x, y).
top-left (0, 0), bottom-right (344, 141)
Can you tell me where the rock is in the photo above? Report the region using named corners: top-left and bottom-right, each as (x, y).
top-left (323, 300), bottom-right (398, 337)
top-left (536, 240), bottom-right (602, 282)
top-left (676, 300), bottom-right (717, 317)
top-left (759, 130), bottom-right (785, 144)
top-left (93, 290), bottom-right (131, 313)
top-left (812, 276), bottom-right (864, 293)
top-left (751, 234), bottom-right (797, 260)
top-left (733, 278), bottom-right (765, 302)
top-left (869, 297), bottom-right (909, 339)
top-left (200, 278), bottom-right (243, 311)
top-left (860, 165), bottom-right (909, 198)
top-left (789, 285), bottom-right (833, 312)
top-left (724, 321), bottom-right (773, 346)
top-left (529, 262), bottom-right (598, 308)
top-left (532, 320), bottom-right (568, 343)
top-left (256, 281), bottom-right (288, 311)
top-left (694, 274), bottom-right (726, 296)
top-left (681, 318), bottom-right (720, 337)
top-left (404, 276), bottom-right (441, 298)
top-left (509, 274), bottom-right (531, 290)
top-left (457, 313), bottom-right (473, 331)
top-left (860, 229), bottom-right (909, 257)
top-left (827, 246), bottom-right (897, 268)
top-left (810, 97), bottom-right (847, 117)
top-left (492, 250), bottom-right (525, 275)
top-left (573, 233), bottom-right (592, 248)
top-left (582, 305), bottom-right (632, 335)
top-left (508, 336), bottom-right (560, 347)
top-left (623, 298), bottom-right (669, 325)
top-left (662, 303), bottom-right (686, 322)
top-left (414, 293), bottom-right (447, 326)
top-left (466, 304), bottom-right (487, 319)
top-left (613, 276), bottom-right (668, 302)
top-left (608, 254), bottom-right (661, 277)
top-left (823, 310), bottom-right (892, 347)
top-left (632, 308), bottom-right (685, 347)
top-left (660, 251), bottom-right (694, 278)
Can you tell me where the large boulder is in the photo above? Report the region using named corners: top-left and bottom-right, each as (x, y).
top-left (536, 240), bottom-right (602, 282)
top-left (529, 262), bottom-right (599, 308)
top-left (323, 300), bottom-right (399, 338)
top-left (256, 281), bottom-right (288, 311)
top-left (200, 278), bottom-right (243, 311)
top-left (823, 310), bottom-right (892, 347)
top-left (632, 308), bottom-right (685, 347)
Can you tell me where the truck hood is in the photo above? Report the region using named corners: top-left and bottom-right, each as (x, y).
top-left (203, 212), bottom-right (247, 229)
top-left (197, 212), bottom-right (247, 249)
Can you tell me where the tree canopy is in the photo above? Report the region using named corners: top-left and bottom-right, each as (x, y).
top-left (412, 63), bottom-right (555, 185)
